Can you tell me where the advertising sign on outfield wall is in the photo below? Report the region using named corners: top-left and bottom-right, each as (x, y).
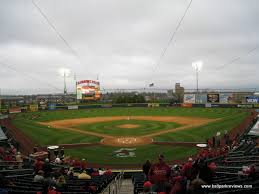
top-left (9, 108), bottom-right (21, 114)
top-left (29, 104), bottom-right (39, 112)
top-left (48, 104), bottom-right (56, 110)
top-left (205, 103), bottom-right (212, 108)
top-left (196, 94), bottom-right (207, 104)
top-left (67, 105), bottom-right (78, 110)
top-left (101, 104), bottom-right (113, 108)
top-left (207, 94), bottom-right (219, 103)
top-left (220, 93), bottom-right (234, 103)
top-left (246, 96), bottom-right (259, 104)
top-left (184, 94), bottom-right (196, 103)
top-left (148, 103), bottom-right (160, 107)
top-left (237, 104), bottom-right (253, 108)
top-left (181, 103), bottom-right (193, 108)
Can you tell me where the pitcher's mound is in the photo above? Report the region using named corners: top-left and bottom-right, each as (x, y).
top-left (101, 137), bottom-right (153, 147)
top-left (117, 124), bottom-right (140, 129)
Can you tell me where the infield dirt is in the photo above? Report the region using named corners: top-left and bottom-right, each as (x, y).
top-left (39, 116), bottom-right (219, 147)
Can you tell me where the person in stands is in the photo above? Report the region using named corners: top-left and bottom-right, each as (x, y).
top-left (143, 160), bottom-right (152, 180)
top-left (56, 175), bottom-right (67, 191)
top-left (15, 152), bottom-right (23, 169)
top-left (78, 170), bottom-right (91, 179)
top-left (149, 154), bottom-right (171, 192)
top-left (81, 158), bottom-right (87, 170)
top-left (34, 158), bottom-right (44, 173)
top-left (182, 158), bottom-right (194, 190)
top-left (34, 170), bottom-right (44, 183)
top-left (43, 158), bottom-right (52, 177)
top-left (143, 181), bottom-right (153, 193)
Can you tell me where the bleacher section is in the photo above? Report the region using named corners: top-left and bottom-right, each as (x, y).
top-left (0, 124), bottom-right (122, 194)
top-left (132, 116), bottom-right (259, 194)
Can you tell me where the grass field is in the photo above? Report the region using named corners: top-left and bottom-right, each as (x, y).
top-left (65, 145), bottom-right (198, 165)
top-left (12, 107), bottom-right (250, 166)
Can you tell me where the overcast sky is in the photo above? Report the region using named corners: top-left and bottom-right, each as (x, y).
top-left (0, 0), bottom-right (258, 94)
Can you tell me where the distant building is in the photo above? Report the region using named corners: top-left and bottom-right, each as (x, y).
top-left (175, 83), bottom-right (184, 102)
top-left (175, 83), bottom-right (184, 94)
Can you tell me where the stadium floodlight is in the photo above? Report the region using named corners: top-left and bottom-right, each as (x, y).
top-left (192, 61), bottom-right (203, 102)
top-left (59, 68), bottom-right (71, 95)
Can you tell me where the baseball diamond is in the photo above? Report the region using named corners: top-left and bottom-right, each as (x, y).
top-left (10, 107), bottom-right (250, 167)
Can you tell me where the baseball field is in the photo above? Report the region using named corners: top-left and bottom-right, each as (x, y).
top-left (11, 107), bottom-right (250, 167)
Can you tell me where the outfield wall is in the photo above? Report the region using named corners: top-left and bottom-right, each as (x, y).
top-left (0, 102), bottom-right (257, 114)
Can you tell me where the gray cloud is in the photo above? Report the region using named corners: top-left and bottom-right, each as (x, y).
top-left (0, 0), bottom-right (258, 94)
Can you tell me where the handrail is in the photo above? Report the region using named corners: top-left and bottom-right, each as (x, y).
top-left (100, 171), bottom-right (124, 194)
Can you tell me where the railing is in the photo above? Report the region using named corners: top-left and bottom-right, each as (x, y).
top-left (101, 171), bottom-right (124, 194)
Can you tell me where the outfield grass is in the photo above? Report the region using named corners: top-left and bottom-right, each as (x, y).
top-left (74, 119), bottom-right (181, 136)
top-left (154, 111), bottom-right (249, 142)
top-left (65, 145), bottom-right (198, 166)
top-left (14, 107), bottom-right (247, 122)
top-left (11, 119), bottom-right (101, 145)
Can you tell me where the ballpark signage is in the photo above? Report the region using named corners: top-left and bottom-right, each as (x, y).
top-left (9, 108), bottom-right (21, 114)
top-left (196, 94), bottom-right (207, 104)
top-left (67, 105), bottom-right (78, 110)
top-left (207, 94), bottom-right (219, 103)
top-left (246, 96), bottom-right (259, 104)
top-left (77, 80), bottom-right (100, 85)
top-left (114, 148), bottom-right (136, 158)
top-left (76, 80), bottom-right (101, 100)
top-left (184, 94), bottom-right (196, 103)
top-left (29, 104), bottom-right (39, 112)
top-left (220, 93), bottom-right (234, 103)
top-left (48, 104), bottom-right (56, 110)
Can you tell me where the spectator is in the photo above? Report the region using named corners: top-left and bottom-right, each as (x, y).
top-left (98, 168), bottom-right (105, 175)
top-left (91, 169), bottom-right (100, 177)
top-left (15, 152), bottom-right (23, 169)
top-left (198, 161), bottom-right (213, 184)
top-left (43, 158), bottom-right (52, 177)
top-left (34, 170), bottom-right (45, 183)
top-left (216, 132), bottom-right (221, 147)
top-left (67, 167), bottom-right (75, 179)
top-left (34, 159), bottom-right (44, 173)
top-left (104, 169), bottom-right (113, 176)
top-left (47, 186), bottom-right (61, 194)
top-left (143, 181), bottom-right (153, 193)
top-left (224, 131), bottom-right (230, 146)
top-left (54, 157), bottom-right (61, 164)
top-left (56, 175), bottom-right (66, 190)
top-left (81, 158), bottom-right (87, 170)
top-left (169, 175), bottom-right (186, 194)
top-left (188, 178), bottom-right (206, 194)
top-left (78, 170), bottom-right (91, 179)
top-left (60, 148), bottom-right (65, 159)
top-left (33, 146), bottom-right (38, 153)
top-left (143, 160), bottom-right (152, 179)
top-left (149, 154), bottom-right (171, 192)
top-left (47, 150), bottom-right (51, 160)
top-left (212, 136), bottom-right (215, 148)
top-left (54, 149), bottom-right (59, 158)
top-left (182, 158), bottom-right (194, 190)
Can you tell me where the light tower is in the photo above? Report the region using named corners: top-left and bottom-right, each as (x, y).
top-left (192, 61), bottom-right (203, 103)
top-left (59, 68), bottom-right (71, 95)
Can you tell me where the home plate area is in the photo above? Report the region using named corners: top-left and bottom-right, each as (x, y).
top-left (101, 137), bottom-right (153, 147)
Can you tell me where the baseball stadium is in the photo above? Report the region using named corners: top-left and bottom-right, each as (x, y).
top-left (1, 0), bottom-right (259, 194)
